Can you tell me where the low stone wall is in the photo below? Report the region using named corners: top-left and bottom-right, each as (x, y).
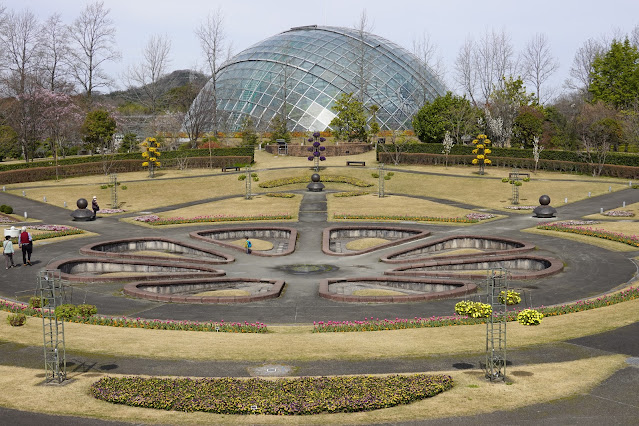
top-left (123, 277), bottom-right (285, 303)
top-left (79, 237), bottom-right (234, 264)
top-left (381, 235), bottom-right (535, 263)
top-left (46, 257), bottom-right (225, 282)
top-left (319, 276), bottom-right (476, 303)
top-left (386, 254), bottom-right (563, 280)
top-left (190, 226), bottom-right (298, 257)
top-left (264, 143), bottom-right (373, 157)
top-left (322, 225), bottom-right (430, 256)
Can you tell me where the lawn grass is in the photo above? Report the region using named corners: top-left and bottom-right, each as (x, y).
top-left (0, 355), bottom-right (626, 424)
top-left (2, 150), bottom-right (639, 422)
top-left (1, 297), bottom-right (637, 362)
top-left (5, 150), bottom-right (633, 217)
top-left (524, 224), bottom-right (639, 252)
top-left (328, 194), bottom-right (493, 223)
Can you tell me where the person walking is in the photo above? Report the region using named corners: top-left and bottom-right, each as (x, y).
top-left (92, 195), bottom-right (100, 219)
top-left (18, 226), bottom-right (33, 266)
top-left (3, 235), bottom-right (16, 269)
top-left (244, 236), bottom-right (252, 254)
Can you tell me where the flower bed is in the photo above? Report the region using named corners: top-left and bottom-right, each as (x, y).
top-left (602, 210), bottom-right (635, 217)
top-left (333, 191), bottom-right (370, 197)
top-left (537, 222), bottom-right (639, 247)
top-left (133, 213), bottom-right (292, 225)
top-left (259, 175), bottom-right (373, 188)
top-left (505, 205), bottom-right (535, 210)
top-left (313, 287), bottom-right (639, 332)
top-left (90, 374), bottom-right (453, 414)
top-left (333, 213), bottom-right (489, 223)
top-left (97, 208), bottom-right (126, 214)
top-left (0, 214), bottom-right (17, 223)
top-left (0, 299), bottom-right (267, 333)
top-left (6, 225), bottom-right (84, 243)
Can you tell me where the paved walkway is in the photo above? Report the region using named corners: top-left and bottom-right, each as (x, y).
top-left (1, 178), bottom-right (639, 424)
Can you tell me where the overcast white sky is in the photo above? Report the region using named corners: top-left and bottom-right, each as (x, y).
top-left (11, 0), bottom-right (639, 99)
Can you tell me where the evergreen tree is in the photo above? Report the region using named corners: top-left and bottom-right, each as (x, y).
top-left (589, 39), bottom-right (639, 110)
top-left (329, 92), bottom-right (368, 142)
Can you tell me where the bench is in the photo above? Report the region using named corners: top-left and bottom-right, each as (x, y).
top-left (222, 166), bottom-right (241, 172)
top-left (346, 161), bottom-right (366, 166)
top-left (508, 172), bottom-right (530, 180)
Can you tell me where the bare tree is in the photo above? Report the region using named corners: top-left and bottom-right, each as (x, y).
top-left (0, 8), bottom-right (42, 162)
top-left (38, 13), bottom-right (73, 93)
top-left (183, 85), bottom-right (215, 146)
top-left (67, 0), bottom-right (120, 102)
top-left (352, 9), bottom-right (375, 105)
top-left (454, 37), bottom-right (478, 106)
top-left (565, 38), bottom-right (603, 95)
top-left (474, 29), bottom-right (516, 103)
top-left (630, 25), bottom-right (639, 47)
top-left (521, 33), bottom-right (559, 104)
top-left (455, 29), bottom-right (516, 106)
top-left (575, 101), bottom-right (620, 176)
top-left (123, 34), bottom-right (172, 116)
top-left (0, 8), bottom-right (40, 96)
top-left (412, 31), bottom-right (445, 106)
top-left (194, 7), bottom-right (228, 136)
top-left (378, 130), bottom-right (410, 166)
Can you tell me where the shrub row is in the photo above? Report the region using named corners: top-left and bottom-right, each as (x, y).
top-left (313, 286), bottom-right (639, 332)
top-left (1, 299), bottom-right (268, 333)
top-left (0, 156), bottom-right (252, 185)
top-left (379, 143), bottom-right (639, 166)
top-left (0, 147), bottom-right (254, 173)
top-left (378, 153), bottom-right (639, 179)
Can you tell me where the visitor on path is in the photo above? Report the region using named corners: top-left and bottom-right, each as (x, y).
top-left (245, 236), bottom-right (252, 254)
top-left (3, 235), bottom-right (16, 269)
top-left (92, 196), bottom-right (100, 219)
top-left (19, 226), bottom-right (33, 266)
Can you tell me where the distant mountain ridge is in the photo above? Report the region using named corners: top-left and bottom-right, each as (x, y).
top-left (107, 69), bottom-right (208, 102)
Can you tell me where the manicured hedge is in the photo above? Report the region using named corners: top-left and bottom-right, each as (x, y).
top-left (0, 156), bottom-right (252, 184)
top-left (0, 147), bottom-right (254, 173)
top-left (378, 152), bottom-right (639, 179)
top-left (377, 144), bottom-right (639, 167)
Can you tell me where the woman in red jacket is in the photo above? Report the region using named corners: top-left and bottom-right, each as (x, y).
top-left (18, 226), bottom-right (32, 266)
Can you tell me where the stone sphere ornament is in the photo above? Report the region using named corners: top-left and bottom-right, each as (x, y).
top-left (77, 198), bottom-right (88, 209)
top-left (307, 173), bottom-right (325, 192)
top-left (70, 197), bottom-right (94, 221)
top-left (533, 194), bottom-right (557, 218)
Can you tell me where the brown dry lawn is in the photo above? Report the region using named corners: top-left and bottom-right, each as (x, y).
top-left (328, 194), bottom-right (498, 222)
top-left (1, 296), bottom-right (637, 362)
top-left (5, 149), bottom-right (632, 217)
top-left (0, 355), bottom-right (626, 425)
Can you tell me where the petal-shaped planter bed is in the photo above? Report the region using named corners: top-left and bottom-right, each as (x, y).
top-left (386, 254), bottom-right (563, 280)
top-left (319, 276), bottom-right (477, 303)
top-left (79, 237), bottom-right (234, 264)
top-left (381, 235), bottom-right (535, 264)
top-left (322, 225), bottom-right (430, 256)
top-left (190, 226), bottom-right (297, 257)
top-left (123, 277), bottom-right (285, 303)
top-left (46, 258), bottom-right (225, 283)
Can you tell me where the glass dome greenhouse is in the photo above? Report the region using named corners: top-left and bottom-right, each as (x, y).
top-left (189, 25), bottom-right (446, 133)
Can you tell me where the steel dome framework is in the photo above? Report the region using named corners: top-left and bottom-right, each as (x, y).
top-left (193, 25), bottom-right (446, 133)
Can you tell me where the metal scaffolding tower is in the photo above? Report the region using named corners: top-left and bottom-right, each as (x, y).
top-left (110, 174), bottom-right (118, 208)
top-left (37, 270), bottom-right (67, 383)
top-left (378, 163), bottom-right (385, 198)
top-left (245, 166), bottom-right (252, 200)
top-left (485, 268), bottom-right (508, 382)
